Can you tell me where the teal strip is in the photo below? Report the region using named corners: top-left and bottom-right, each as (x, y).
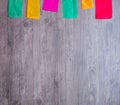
top-left (62, 0), bottom-right (78, 18)
top-left (8, 0), bottom-right (23, 18)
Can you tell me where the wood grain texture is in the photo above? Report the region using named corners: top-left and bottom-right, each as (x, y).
top-left (0, 0), bottom-right (120, 105)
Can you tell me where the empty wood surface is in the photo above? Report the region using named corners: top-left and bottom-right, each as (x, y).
top-left (0, 0), bottom-right (120, 105)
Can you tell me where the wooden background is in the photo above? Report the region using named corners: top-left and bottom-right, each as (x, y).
top-left (0, 0), bottom-right (120, 105)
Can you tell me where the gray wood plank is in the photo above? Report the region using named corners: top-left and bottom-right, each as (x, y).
top-left (0, 0), bottom-right (9, 105)
top-left (0, 0), bottom-right (120, 105)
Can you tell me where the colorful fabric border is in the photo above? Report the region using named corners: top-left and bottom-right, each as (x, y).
top-left (43, 0), bottom-right (59, 12)
top-left (96, 0), bottom-right (112, 19)
top-left (82, 0), bottom-right (94, 10)
top-left (62, 0), bottom-right (78, 18)
top-left (8, 0), bottom-right (23, 18)
top-left (27, 0), bottom-right (40, 19)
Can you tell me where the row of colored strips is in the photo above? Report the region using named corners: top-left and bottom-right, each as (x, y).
top-left (8, 0), bottom-right (112, 19)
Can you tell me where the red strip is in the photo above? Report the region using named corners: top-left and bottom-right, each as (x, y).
top-left (96, 0), bottom-right (112, 19)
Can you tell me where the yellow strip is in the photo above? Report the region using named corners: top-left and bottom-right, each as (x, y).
top-left (82, 0), bottom-right (94, 10)
top-left (27, 0), bottom-right (40, 19)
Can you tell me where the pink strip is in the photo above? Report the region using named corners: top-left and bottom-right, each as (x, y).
top-left (43, 0), bottom-right (59, 12)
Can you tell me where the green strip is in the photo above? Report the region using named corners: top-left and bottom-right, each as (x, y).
top-left (8, 0), bottom-right (23, 18)
top-left (62, 0), bottom-right (78, 18)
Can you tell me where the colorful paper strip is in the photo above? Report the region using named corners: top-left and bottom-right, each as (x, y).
top-left (96, 0), bottom-right (112, 19)
top-left (82, 0), bottom-right (94, 10)
top-left (27, 0), bottom-right (40, 19)
top-left (8, 0), bottom-right (23, 18)
top-left (43, 0), bottom-right (59, 12)
top-left (62, 0), bottom-right (78, 18)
